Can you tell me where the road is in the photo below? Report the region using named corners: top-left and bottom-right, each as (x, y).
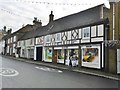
top-left (0, 56), bottom-right (119, 88)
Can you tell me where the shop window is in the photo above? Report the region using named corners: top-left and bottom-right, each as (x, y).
top-left (57, 49), bottom-right (64, 63)
top-left (81, 45), bottom-right (101, 69)
top-left (65, 49), bottom-right (79, 66)
top-left (45, 48), bottom-right (52, 60)
top-left (82, 27), bottom-right (90, 39)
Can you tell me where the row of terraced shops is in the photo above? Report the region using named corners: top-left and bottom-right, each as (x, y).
top-left (2, 2), bottom-right (120, 75)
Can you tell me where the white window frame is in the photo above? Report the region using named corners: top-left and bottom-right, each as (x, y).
top-left (82, 27), bottom-right (90, 39)
top-left (55, 33), bottom-right (61, 42)
top-left (45, 35), bottom-right (50, 43)
top-left (14, 36), bottom-right (16, 42)
top-left (67, 31), bottom-right (71, 40)
top-left (98, 24), bottom-right (104, 36)
top-left (79, 29), bottom-right (82, 38)
top-left (11, 37), bottom-right (13, 43)
top-left (8, 39), bottom-right (10, 44)
top-left (91, 26), bottom-right (96, 37)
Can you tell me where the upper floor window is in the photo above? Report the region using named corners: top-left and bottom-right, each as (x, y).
top-left (82, 27), bottom-right (90, 39)
top-left (8, 39), bottom-right (10, 44)
top-left (18, 41), bottom-right (20, 46)
top-left (30, 39), bottom-right (32, 45)
top-left (11, 37), bottom-right (13, 43)
top-left (23, 41), bottom-right (25, 46)
top-left (98, 24), bottom-right (104, 36)
top-left (13, 36), bottom-right (16, 42)
top-left (45, 35), bottom-right (51, 43)
top-left (67, 31), bottom-right (71, 40)
top-left (55, 33), bottom-right (61, 42)
top-left (91, 26), bottom-right (96, 37)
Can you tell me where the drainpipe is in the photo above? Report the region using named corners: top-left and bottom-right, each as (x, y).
top-left (112, 3), bottom-right (115, 40)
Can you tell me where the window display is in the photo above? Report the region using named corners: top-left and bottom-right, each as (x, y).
top-left (81, 45), bottom-right (101, 69)
top-left (57, 49), bottom-right (64, 63)
top-left (65, 49), bottom-right (79, 66)
top-left (45, 48), bottom-right (52, 60)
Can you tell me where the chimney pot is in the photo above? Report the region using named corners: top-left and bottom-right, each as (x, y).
top-left (49, 11), bottom-right (54, 23)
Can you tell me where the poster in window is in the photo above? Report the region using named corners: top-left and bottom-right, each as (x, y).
top-left (57, 49), bottom-right (64, 63)
top-left (45, 48), bottom-right (52, 60)
top-left (81, 45), bottom-right (101, 69)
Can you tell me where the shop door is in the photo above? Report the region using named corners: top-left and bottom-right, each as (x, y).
top-left (117, 49), bottom-right (120, 74)
top-left (36, 47), bottom-right (42, 61)
top-left (53, 50), bottom-right (57, 63)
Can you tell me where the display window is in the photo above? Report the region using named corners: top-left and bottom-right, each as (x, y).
top-left (57, 49), bottom-right (64, 64)
top-left (81, 45), bottom-right (101, 69)
top-left (65, 49), bottom-right (79, 66)
top-left (45, 48), bottom-right (52, 60)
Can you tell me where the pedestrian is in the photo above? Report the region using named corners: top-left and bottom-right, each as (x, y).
top-left (69, 56), bottom-right (72, 67)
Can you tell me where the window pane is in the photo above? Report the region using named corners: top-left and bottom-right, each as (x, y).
top-left (91, 26), bottom-right (96, 37)
top-left (79, 29), bottom-right (81, 38)
top-left (82, 27), bottom-right (90, 39)
top-left (98, 25), bottom-right (104, 36)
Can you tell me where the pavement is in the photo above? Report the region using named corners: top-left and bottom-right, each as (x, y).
top-left (1, 55), bottom-right (120, 81)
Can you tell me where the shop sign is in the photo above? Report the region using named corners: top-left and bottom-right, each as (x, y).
top-left (81, 45), bottom-right (101, 69)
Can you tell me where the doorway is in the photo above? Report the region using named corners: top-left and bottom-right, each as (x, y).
top-left (53, 50), bottom-right (57, 63)
top-left (36, 47), bottom-right (42, 61)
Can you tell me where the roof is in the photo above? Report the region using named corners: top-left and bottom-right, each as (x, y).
top-left (2, 24), bottom-right (34, 40)
top-left (20, 4), bottom-right (109, 40)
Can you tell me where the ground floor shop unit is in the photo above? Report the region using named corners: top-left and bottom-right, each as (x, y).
top-left (44, 43), bottom-right (104, 69)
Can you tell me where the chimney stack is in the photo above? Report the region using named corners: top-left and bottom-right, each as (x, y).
top-left (7, 28), bottom-right (12, 34)
top-left (33, 17), bottom-right (42, 26)
top-left (49, 11), bottom-right (54, 23)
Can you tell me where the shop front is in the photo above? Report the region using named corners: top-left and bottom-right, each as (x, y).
top-left (65, 46), bottom-right (79, 67)
top-left (53, 47), bottom-right (65, 64)
top-left (53, 46), bottom-right (79, 66)
top-left (43, 47), bottom-right (53, 62)
top-left (81, 44), bottom-right (103, 69)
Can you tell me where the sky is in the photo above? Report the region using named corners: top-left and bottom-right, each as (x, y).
top-left (0, 0), bottom-right (109, 33)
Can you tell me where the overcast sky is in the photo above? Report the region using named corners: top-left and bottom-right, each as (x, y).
top-left (0, 0), bottom-right (109, 32)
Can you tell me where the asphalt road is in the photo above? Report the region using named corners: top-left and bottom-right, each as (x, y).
top-left (0, 56), bottom-right (119, 88)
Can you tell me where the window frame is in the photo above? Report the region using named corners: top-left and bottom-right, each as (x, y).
top-left (82, 27), bottom-right (90, 39)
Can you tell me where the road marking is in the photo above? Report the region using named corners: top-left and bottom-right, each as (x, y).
top-left (0, 68), bottom-right (19, 77)
top-left (35, 66), bottom-right (63, 73)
